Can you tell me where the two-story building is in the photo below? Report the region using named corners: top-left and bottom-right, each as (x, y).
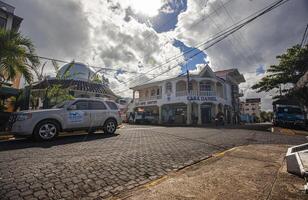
top-left (0, 1), bottom-right (22, 31)
top-left (240, 98), bottom-right (261, 123)
top-left (130, 65), bottom-right (245, 125)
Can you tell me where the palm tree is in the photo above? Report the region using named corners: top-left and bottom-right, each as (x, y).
top-left (0, 28), bottom-right (39, 84)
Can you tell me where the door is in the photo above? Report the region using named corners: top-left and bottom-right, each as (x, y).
top-left (88, 100), bottom-right (108, 128)
top-left (201, 106), bottom-right (212, 124)
top-left (66, 100), bottom-right (91, 129)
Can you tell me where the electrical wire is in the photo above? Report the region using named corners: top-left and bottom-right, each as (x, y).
top-left (113, 0), bottom-right (290, 94)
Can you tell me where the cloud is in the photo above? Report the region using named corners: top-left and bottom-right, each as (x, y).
top-left (7, 0), bottom-right (90, 60)
top-left (8, 0), bottom-right (183, 97)
top-left (173, 0), bottom-right (308, 110)
top-left (7, 0), bottom-right (308, 109)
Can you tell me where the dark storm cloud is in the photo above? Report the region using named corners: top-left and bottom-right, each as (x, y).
top-left (175, 0), bottom-right (308, 110)
top-left (205, 0), bottom-right (308, 73)
top-left (5, 0), bottom-right (90, 60)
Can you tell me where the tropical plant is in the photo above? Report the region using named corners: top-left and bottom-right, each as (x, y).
top-left (260, 111), bottom-right (273, 122)
top-left (0, 28), bottom-right (39, 84)
top-left (42, 61), bottom-right (75, 108)
top-left (252, 45), bottom-right (308, 106)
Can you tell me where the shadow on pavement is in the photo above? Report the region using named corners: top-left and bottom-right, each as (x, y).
top-left (126, 123), bottom-right (273, 132)
top-left (0, 132), bottom-right (119, 152)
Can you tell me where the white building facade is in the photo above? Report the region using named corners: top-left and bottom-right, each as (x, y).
top-left (240, 98), bottom-right (261, 117)
top-left (130, 66), bottom-right (245, 125)
top-left (0, 1), bottom-right (22, 31)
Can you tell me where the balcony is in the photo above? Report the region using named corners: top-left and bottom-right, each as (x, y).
top-left (176, 90), bottom-right (187, 97)
top-left (138, 95), bottom-right (162, 101)
top-left (199, 91), bottom-right (216, 96)
top-left (176, 90), bottom-right (216, 97)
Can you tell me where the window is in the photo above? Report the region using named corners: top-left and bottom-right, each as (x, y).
top-left (151, 89), bottom-right (156, 96)
top-left (166, 82), bottom-right (172, 93)
top-left (200, 82), bottom-right (211, 91)
top-left (89, 101), bottom-right (107, 110)
top-left (0, 17), bottom-right (6, 29)
top-left (157, 88), bottom-right (160, 95)
top-left (73, 101), bottom-right (89, 110)
top-left (105, 101), bottom-right (118, 110)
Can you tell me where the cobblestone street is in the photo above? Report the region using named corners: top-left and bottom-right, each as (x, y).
top-left (0, 124), bottom-right (305, 199)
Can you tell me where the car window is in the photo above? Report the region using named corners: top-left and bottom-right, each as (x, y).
top-left (73, 101), bottom-right (89, 110)
top-left (89, 101), bottom-right (107, 110)
top-left (106, 101), bottom-right (118, 110)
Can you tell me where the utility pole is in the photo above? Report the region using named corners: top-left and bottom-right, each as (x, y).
top-left (186, 69), bottom-right (192, 125)
top-left (186, 69), bottom-right (190, 94)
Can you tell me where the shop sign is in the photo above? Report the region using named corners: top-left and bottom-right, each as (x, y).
top-left (187, 96), bottom-right (217, 101)
top-left (136, 100), bottom-right (157, 106)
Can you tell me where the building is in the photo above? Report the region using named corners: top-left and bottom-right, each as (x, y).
top-left (129, 65), bottom-right (245, 125)
top-left (240, 98), bottom-right (261, 123)
top-left (29, 62), bottom-right (118, 109)
top-left (0, 1), bottom-right (23, 113)
top-left (0, 1), bottom-right (22, 31)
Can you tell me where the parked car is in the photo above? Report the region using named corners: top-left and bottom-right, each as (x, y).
top-left (273, 105), bottom-right (305, 128)
top-left (7, 98), bottom-right (122, 141)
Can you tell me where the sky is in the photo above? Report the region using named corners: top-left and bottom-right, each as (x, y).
top-left (5, 0), bottom-right (308, 111)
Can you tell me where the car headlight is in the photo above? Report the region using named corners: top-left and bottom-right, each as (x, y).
top-left (16, 113), bottom-right (32, 121)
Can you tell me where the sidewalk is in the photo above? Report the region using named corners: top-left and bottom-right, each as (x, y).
top-left (117, 144), bottom-right (307, 200)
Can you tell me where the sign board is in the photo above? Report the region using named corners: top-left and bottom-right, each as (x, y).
top-left (68, 111), bottom-right (84, 123)
top-left (135, 100), bottom-right (158, 106)
top-left (187, 96), bottom-right (217, 101)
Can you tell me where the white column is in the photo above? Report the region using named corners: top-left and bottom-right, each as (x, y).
top-left (186, 103), bottom-right (192, 125)
top-left (6, 15), bottom-right (13, 31)
top-left (158, 106), bottom-right (162, 124)
top-left (213, 81), bottom-right (217, 96)
top-left (198, 103), bottom-right (202, 125)
top-left (213, 103), bottom-right (218, 118)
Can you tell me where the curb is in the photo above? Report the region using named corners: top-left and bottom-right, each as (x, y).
top-left (112, 147), bottom-right (237, 200)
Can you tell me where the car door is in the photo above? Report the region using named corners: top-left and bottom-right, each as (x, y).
top-left (88, 100), bottom-right (108, 128)
top-left (66, 100), bottom-right (91, 129)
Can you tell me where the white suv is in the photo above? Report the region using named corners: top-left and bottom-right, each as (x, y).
top-left (7, 98), bottom-right (122, 141)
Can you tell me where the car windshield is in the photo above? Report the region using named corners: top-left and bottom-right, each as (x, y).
top-left (53, 100), bottom-right (72, 108)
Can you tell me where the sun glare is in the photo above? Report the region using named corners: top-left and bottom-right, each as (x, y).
top-left (130, 0), bottom-right (163, 17)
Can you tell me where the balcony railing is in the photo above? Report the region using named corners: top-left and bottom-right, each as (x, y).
top-left (199, 91), bottom-right (216, 96)
top-left (176, 90), bottom-right (187, 97)
top-left (188, 90), bottom-right (199, 96)
top-left (138, 95), bottom-right (162, 101)
top-left (176, 90), bottom-right (216, 97)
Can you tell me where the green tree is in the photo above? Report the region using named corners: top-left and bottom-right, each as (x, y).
top-left (252, 45), bottom-right (308, 106)
top-left (260, 111), bottom-right (268, 122)
top-left (43, 61), bottom-right (75, 108)
top-left (0, 28), bottom-right (39, 83)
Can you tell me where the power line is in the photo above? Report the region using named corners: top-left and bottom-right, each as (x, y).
top-left (114, 0), bottom-right (290, 94)
top-left (36, 55), bottom-right (159, 76)
top-left (136, 0), bottom-right (234, 66)
top-left (218, 0), bottom-right (261, 64)
top-left (121, 0), bottom-right (286, 87)
top-left (300, 24), bottom-right (308, 47)
top-left (38, 0), bottom-right (236, 89)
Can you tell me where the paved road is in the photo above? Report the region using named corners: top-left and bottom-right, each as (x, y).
top-left (0, 124), bottom-right (306, 200)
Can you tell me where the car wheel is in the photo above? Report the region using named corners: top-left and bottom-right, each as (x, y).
top-left (103, 119), bottom-right (117, 134)
top-left (34, 120), bottom-right (59, 141)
